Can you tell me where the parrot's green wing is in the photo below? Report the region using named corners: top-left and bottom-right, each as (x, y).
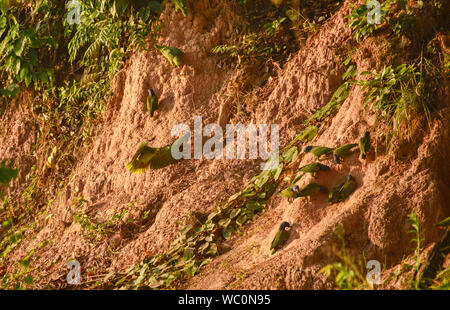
top-left (147, 94), bottom-right (158, 117)
top-left (334, 143), bottom-right (358, 157)
top-left (172, 0), bottom-right (188, 17)
top-left (156, 45), bottom-right (183, 66)
top-left (292, 173), bottom-right (305, 184)
top-left (297, 162), bottom-right (320, 174)
top-left (328, 183), bottom-right (344, 203)
top-left (298, 182), bottom-right (318, 195)
top-left (339, 179), bottom-right (356, 201)
top-left (359, 135), bottom-right (371, 159)
top-left (126, 143), bottom-right (157, 173)
top-left (435, 217), bottom-right (450, 228)
top-left (271, 229), bottom-right (289, 254)
top-left (148, 134), bottom-right (189, 169)
top-left (149, 145), bottom-right (178, 170)
top-left (280, 187), bottom-right (295, 200)
top-left (311, 146), bottom-right (334, 159)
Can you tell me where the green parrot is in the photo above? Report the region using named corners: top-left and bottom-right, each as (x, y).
top-left (328, 182), bottom-right (344, 204)
top-left (338, 175), bottom-right (357, 201)
top-left (156, 45), bottom-right (183, 67)
top-left (304, 146), bottom-right (334, 160)
top-left (296, 182), bottom-right (328, 200)
top-left (146, 88), bottom-right (158, 117)
top-left (172, 0), bottom-right (188, 17)
top-left (435, 217), bottom-right (450, 229)
top-left (359, 131), bottom-right (371, 160)
top-left (126, 134), bottom-right (188, 173)
top-left (296, 162), bottom-right (330, 177)
top-left (280, 185), bottom-right (300, 201)
top-left (333, 143), bottom-right (358, 164)
top-left (270, 221), bottom-right (290, 254)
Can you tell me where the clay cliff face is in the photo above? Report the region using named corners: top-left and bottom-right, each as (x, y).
top-left (0, 0), bottom-right (448, 289)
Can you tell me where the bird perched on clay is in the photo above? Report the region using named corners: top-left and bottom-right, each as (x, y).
top-left (146, 88), bottom-right (158, 117)
top-left (156, 45), bottom-right (183, 67)
top-left (126, 134), bottom-right (188, 173)
top-left (297, 162), bottom-right (330, 177)
top-left (333, 143), bottom-right (358, 164)
top-left (328, 182), bottom-right (344, 204)
top-left (270, 221), bottom-right (290, 254)
top-left (296, 182), bottom-right (328, 201)
top-left (338, 174), bottom-right (357, 202)
top-left (280, 184), bottom-right (300, 202)
top-left (359, 131), bottom-right (371, 160)
top-left (304, 146), bottom-right (334, 160)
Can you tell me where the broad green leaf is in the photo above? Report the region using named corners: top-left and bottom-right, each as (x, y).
top-left (222, 225), bottom-right (234, 240)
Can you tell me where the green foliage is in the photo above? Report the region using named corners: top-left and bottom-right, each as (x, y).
top-left (407, 212), bottom-right (425, 290)
top-left (172, 0), bottom-right (188, 17)
top-left (212, 33), bottom-right (286, 66)
top-left (0, 159), bottom-right (18, 199)
top-left (73, 198), bottom-right (129, 242)
top-left (346, 0), bottom-right (396, 42)
top-left (357, 61), bottom-right (437, 147)
top-left (0, 83), bottom-right (18, 98)
top-left (431, 266), bottom-right (450, 290)
top-left (306, 57), bottom-right (356, 125)
top-left (285, 6), bottom-right (324, 39)
top-left (0, 0), bottom-right (165, 200)
top-left (0, 159), bottom-right (18, 187)
top-left (0, 4), bottom-right (56, 90)
top-left (320, 224), bottom-right (370, 289)
top-left (264, 17), bottom-right (286, 36)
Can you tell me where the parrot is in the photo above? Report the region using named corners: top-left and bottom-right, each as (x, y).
top-left (304, 146), bottom-right (334, 160)
top-left (172, 0), bottom-right (188, 17)
top-left (126, 134), bottom-right (188, 173)
top-left (280, 184), bottom-right (300, 201)
top-left (359, 131), bottom-right (371, 160)
top-left (156, 45), bottom-right (183, 67)
top-left (333, 143), bottom-right (358, 164)
top-left (296, 182), bottom-right (328, 200)
top-left (296, 162), bottom-right (330, 177)
top-left (146, 88), bottom-right (158, 117)
top-left (270, 221), bottom-right (290, 254)
top-left (328, 182), bottom-right (344, 204)
top-left (338, 174), bottom-right (357, 202)
top-left (435, 217), bottom-right (450, 229)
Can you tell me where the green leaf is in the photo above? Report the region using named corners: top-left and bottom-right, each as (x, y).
top-left (0, 159), bottom-right (18, 186)
top-left (183, 248), bottom-right (194, 261)
top-left (13, 35), bottom-right (25, 56)
top-left (222, 225), bottom-right (234, 240)
top-left (273, 163), bottom-right (283, 181)
top-left (282, 146), bottom-right (298, 163)
top-left (236, 214), bottom-right (247, 226)
top-left (218, 218), bottom-right (231, 228)
top-left (13, 57), bottom-right (21, 75)
top-left (229, 209), bottom-right (241, 219)
top-left (198, 242), bottom-right (209, 253)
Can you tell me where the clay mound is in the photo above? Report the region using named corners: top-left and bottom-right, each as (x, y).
top-left (1, 1), bottom-right (448, 289)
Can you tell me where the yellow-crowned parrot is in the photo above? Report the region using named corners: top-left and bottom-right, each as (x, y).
top-left (333, 143), bottom-right (358, 164)
top-left (270, 221), bottom-right (290, 254)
